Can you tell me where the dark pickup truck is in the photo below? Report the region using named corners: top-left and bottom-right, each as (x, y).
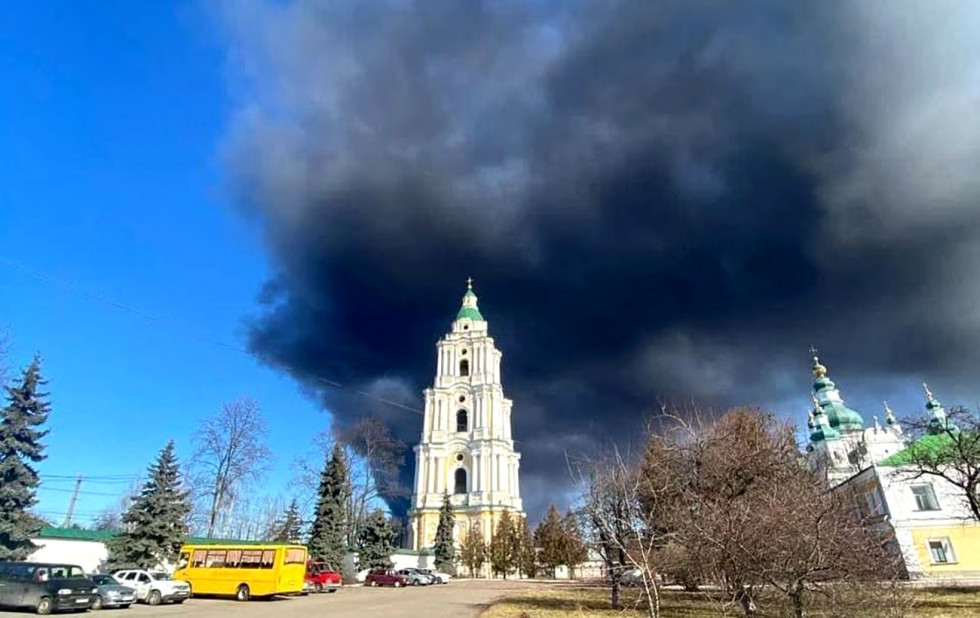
top-left (0, 562), bottom-right (97, 615)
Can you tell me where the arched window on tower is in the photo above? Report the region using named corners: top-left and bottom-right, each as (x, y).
top-left (454, 468), bottom-right (467, 494)
top-left (459, 359), bottom-right (469, 376)
top-left (456, 409), bottom-right (468, 433)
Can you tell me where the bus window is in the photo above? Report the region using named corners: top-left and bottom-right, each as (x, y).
top-left (206, 550), bottom-right (227, 568)
top-left (260, 550), bottom-right (275, 569)
top-left (192, 550), bottom-right (207, 567)
top-left (284, 548), bottom-right (305, 564)
top-left (240, 550), bottom-right (263, 569)
top-left (226, 549), bottom-right (242, 568)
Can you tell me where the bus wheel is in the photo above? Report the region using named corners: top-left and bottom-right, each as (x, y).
top-left (236, 584), bottom-right (251, 602)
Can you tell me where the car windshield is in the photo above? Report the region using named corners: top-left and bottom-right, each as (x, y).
top-left (92, 575), bottom-right (118, 585)
top-left (150, 572), bottom-right (172, 581)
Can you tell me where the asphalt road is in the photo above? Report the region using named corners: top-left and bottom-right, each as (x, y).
top-left (115, 579), bottom-right (539, 617)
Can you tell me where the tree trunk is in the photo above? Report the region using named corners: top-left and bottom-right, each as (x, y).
top-left (789, 579), bottom-right (806, 618)
top-left (610, 577), bottom-right (622, 610)
top-left (735, 587), bottom-right (758, 616)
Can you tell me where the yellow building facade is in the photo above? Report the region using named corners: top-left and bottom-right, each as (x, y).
top-left (407, 281), bottom-right (525, 553)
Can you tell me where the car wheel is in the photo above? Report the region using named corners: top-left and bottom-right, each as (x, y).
top-left (393, 580), bottom-right (402, 588)
top-left (174, 599), bottom-right (185, 604)
top-left (369, 580), bottom-right (377, 587)
top-left (236, 584), bottom-right (251, 602)
top-left (36, 596), bottom-right (53, 615)
top-left (314, 583), bottom-right (323, 593)
top-left (412, 579), bottom-right (420, 586)
top-left (91, 595), bottom-right (104, 610)
top-left (327, 588), bottom-right (338, 593)
top-left (148, 590), bottom-right (162, 606)
top-left (120, 604), bottom-right (131, 609)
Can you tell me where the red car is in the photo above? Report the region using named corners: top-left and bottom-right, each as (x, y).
top-left (364, 569), bottom-right (407, 588)
top-left (306, 562), bottom-right (342, 593)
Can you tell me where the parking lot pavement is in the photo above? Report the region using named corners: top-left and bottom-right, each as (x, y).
top-left (119, 579), bottom-right (540, 617)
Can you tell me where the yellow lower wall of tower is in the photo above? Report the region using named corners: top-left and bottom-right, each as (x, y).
top-left (410, 507), bottom-right (524, 551)
top-left (910, 524), bottom-right (980, 577)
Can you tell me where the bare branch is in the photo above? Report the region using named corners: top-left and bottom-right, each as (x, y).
top-left (190, 397), bottom-right (273, 538)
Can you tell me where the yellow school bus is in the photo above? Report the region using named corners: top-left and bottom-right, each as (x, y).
top-left (173, 543), bottom-right (307, 600)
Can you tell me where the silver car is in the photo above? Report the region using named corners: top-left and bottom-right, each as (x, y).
top-left (396, 568), bottom-right (432, 586)
top-left (90, 573), bottom-right (136, 609)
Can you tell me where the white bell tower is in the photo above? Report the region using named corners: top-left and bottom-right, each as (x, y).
top-left (408, 279), bottom-right (524, 551)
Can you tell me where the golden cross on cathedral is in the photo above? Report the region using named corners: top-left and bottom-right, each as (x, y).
top-left (809, 345), bottom-right (819, 358)
top-left (466, 277), bottom-right (473, 290)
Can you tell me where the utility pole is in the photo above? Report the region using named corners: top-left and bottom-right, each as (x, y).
top-left (63, 476), bottom-right (83, 528)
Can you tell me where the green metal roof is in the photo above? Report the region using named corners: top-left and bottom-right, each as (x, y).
top-left (456, 306), bottom-right (484, 321)
top-left (38, 527), bottom-right (116, 542)
top-left (37, 526), bottom-right (269, 546)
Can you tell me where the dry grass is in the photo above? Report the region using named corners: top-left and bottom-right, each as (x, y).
top-left (480, 585), bottom-right (980, 618)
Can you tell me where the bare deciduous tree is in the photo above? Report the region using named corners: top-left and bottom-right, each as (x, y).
top-left (576, 446), bottom-right (662, 618)
top-left (190, 397), bottom-right (272, 538)
top-left (639, 408), bottom-right (909, 618)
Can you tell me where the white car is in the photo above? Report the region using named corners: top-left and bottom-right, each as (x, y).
top-left (112, 569), bottom-right (191, 605)
top-left (419, 568), bottom-right (451, 584)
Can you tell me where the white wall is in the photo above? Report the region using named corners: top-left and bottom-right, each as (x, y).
top-left (28, 538), bottom-right (108, 574)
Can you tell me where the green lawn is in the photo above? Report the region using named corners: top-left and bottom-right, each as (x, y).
top-left (481, 585), bottom-right (980, 618)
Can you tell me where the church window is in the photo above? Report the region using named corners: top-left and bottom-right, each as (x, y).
top-left (461, 349), bottom-right (467, 356)
top-left (460, 359), bottom-right (470, 376)
top-left (458, 395), bottom-right (466, 403)
top-left (455, 453), bottom-right (464, 462)
top-left (454, 468), bottom-right (467, 494)
top-left (911, 484), bottom-right (940, 511)
top-left (456, 409), bottom-right (468, 432)
top-left (928, 538), bottom-right (955, 564)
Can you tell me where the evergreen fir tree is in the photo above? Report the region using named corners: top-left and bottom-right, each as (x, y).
top-left (517, 518), bottom-right (537, 578)
top-left (0, 357), bottom-right (51, 560)
top-left (106, 441), bottom-right (191, 569)
top-left (534, 504), bottom-right (565, 577)
top-left (490, 511), bottom-right (518, 578)
top-left (561, 509), bottom-right (589, 578)
top-left (272, 499), bottom-right (302, 542)
top-left (433, 493), bottom-right (456, 574)
top-left (459, 525), bottom-right (488, 577)
top-left (357, 509), bottom-right (396, 570)
top-left (307, 443), bottom-right (350, 570)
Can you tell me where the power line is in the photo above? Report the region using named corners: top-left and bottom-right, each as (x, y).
top-left (38, 486), bottom-right (127, 498)
top-left (0, 256), bottom-right (423, 416)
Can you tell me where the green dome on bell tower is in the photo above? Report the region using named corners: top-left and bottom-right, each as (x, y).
top-left (455, 277), bottom-right (485, 322)
top-left (809, 351), bottom-right (864, 434)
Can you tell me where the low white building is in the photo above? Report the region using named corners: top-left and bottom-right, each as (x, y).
top-left (28, 527), bottom-right (113, 573)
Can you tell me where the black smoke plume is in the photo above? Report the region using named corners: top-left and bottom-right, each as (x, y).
top-left (217, 0), bottom-right (980, 520)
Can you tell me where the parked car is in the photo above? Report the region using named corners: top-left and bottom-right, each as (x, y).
top-left (90, 573), bottom-right (136, 609)
top-left (0, 561), bottom-right (97, 615)
top-left (305, 561), bottom-right (342, 593)
top-left (418, 568), bottom-right (451, 584)
top-left (396, 568), bottom-right (432, 586)
top-left (364, 569), bottom-right (408, 588)
top-left (112, 569), bottom-right (191, 605)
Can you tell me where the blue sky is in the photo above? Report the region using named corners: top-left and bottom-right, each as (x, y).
top-left (0, 1), bottom-right (327, 525)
